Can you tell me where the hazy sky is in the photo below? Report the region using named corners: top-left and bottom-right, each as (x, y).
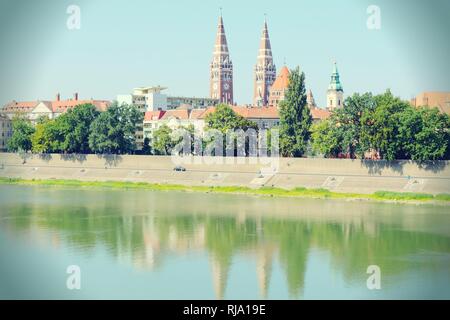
top-left (0, 0), bottom-right (449, 107)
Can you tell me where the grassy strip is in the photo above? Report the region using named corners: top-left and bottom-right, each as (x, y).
top-left (0, 177), bottom-right (449, 203)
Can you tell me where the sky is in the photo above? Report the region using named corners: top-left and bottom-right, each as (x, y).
top-left (0, 0), bottom-right (449, 107)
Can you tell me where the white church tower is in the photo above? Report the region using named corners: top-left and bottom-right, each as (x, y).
top-left (326, 61), bottom-right (344, 110)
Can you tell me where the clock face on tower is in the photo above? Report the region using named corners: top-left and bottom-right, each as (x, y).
top-left (213, 83), bottom-right (218, 90)
top-left (223, 83), bottom-right (230, 91)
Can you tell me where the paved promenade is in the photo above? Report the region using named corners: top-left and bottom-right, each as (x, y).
top-left (0, 153), bottom-right (449, 194)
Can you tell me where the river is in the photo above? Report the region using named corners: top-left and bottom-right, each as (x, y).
top-left (0, 185), bottom-right (449, 299)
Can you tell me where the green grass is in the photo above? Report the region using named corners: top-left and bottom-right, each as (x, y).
top-left (372, 191), bottom-right (435, 201)
top-left (0, 177), bottom-right (449, 204)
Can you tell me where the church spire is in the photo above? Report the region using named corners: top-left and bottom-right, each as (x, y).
top-left (327, 61), bottom-right (344, 110)
top-left (214, 15), bottom-right (229, 55)
top-left (253, 17), bottom-right (276, 106)
top-left (328, 61), bottom-right (343, 92)
top-left (307, 89), bottom-right (317, 109)
top-left (259, 19), bottom-right (272, 55)
top-left (210, 13), bottom-right (233, 104)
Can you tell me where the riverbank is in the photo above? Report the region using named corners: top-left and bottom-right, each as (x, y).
top-left (1, 177), bottom-right (449, 204)
top-left (1, 153), bottom-right (450, 196)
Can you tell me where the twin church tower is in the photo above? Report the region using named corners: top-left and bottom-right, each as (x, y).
top-left (210, 15), bottom-right (276, 106)
top-left (209, 14), bottom-right (344, 110)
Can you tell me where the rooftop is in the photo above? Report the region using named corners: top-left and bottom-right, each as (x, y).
top-left (1, 96), bottom-right (110, 114)
top-left (270, 66), bottom-right (290, 92)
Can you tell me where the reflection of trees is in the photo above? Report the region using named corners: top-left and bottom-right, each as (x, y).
top-left (2, 205), bottom-right (450, 299)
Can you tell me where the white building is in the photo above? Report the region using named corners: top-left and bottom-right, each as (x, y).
top-left (117, 86), bottom-right (168, 113)
top-left (117, 86), bottom-right (169, 150)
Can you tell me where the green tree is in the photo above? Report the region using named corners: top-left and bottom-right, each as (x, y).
top-left (398, 107), bottom-right (449, 161)
top-left (7, 116), bottom-right (35, 152)
top-left (58, 104), bottom-right (99, 153)
top-left (204, 104), bottom-right (258, 156)
top-left (311, 89), bottom-right (450, 161)
top-left (88, 102), bottom-right (142, 154)
top-left (88, 111), bottom-right (120, 154)
top-left (312, 93), bottom-right (376, 158)
top-left (31, 120), bottom-right (51, 153)
top-left (335, 93), bottom-right (376, 158)
top-left (205, 104), bottom-right (257, 133)
top-left (311, 120), bottom-right (342, 158)
top-left (279, 67), bottom-right (312, 157)
top-left (142, 137), bottom-right (152, 155)
top-left (31, 118), bottom-right (65, 153)
top-left (360, 90), bottom-right (410, 160)
top-left (152, 125), bottom-right (174, 155)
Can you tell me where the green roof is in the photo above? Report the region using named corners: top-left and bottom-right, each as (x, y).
top-left (328, 62), bottom-right (343, 92)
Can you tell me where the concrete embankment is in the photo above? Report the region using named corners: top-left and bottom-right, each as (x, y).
top-left (0, 152), bottom-right (449, 194)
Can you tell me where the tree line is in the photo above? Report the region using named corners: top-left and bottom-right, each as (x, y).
top-left (7, 102), bottom-right (142, 154)
top-left (6, 68), bottom-right (450, 160)
top-left (311, 91), bottom-right (450, 161)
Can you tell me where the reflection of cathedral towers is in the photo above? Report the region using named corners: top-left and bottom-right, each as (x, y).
top-left (256, 246), bottom-right (275, 299)
top-left (210, 14), bottom-right (234, 104)
top-left (210, 255), bottom-right (231, 300)
top-left (253, 19), bottom-right (276, 106)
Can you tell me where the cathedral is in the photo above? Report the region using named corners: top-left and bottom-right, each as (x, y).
top-left (253, 19), bottom-right (276, 106)
top-left (210, 14), bottom-right (344, 110)
top-left (210, 15), bottom-right (233, 104)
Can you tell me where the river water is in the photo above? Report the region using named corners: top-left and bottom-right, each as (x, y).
top-left (0, 185), bottom-right (449, 299)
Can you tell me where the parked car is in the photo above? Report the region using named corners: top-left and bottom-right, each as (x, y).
top-left (173, 166), bottom-right (186, 172)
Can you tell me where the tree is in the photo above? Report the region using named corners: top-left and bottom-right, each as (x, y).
top-left (88, 102), bottom-right (142, 154)
top-left (142, 137), bottom-right (152, 155)
top-left (360, 90), bottom-right (410, 160)
top-left (204, 104), bottom-right (258, 156)
top-left (31, 120), bottom-right (51, 153)
top-left (88, 111), bottom-right (119, 154)
top-left (7, 116), bottom-right (35, 152)
top-left (31, 118), bottom-right (65, 153)
top-left (58, 104), bottom-right (99, 153)
top-left (28, 104), bottom-right (100, 154)
top-left (115, 102), bottom-right (143, 152)
top-left (205, 104), bottom-right (257, 133)
top-left (279, 67), bottom-right (312, 157)
top-left (152, 125), bottom-right (175, 155)
top-left (313, 89), bottom-right (450, 161)
top-left (398, 107), bottom-right (449, 161)
top-left (334, 93), bottom-right (376, 158)
top-left (311, 120), bottom-right (342, 158)
top-left (312, 93), bottom-right (376, 158)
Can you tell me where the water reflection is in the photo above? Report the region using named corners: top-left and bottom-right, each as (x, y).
top-left (0, 185), bottom-right (449, 299)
